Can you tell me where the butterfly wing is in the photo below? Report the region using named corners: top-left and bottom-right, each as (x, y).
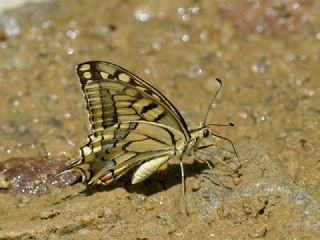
top-left (57, 61), bottom-right (192, 184)
top-left (77, 61), bottom-right (191, 139)
top-left (62, 121), bottom-right (185, 185)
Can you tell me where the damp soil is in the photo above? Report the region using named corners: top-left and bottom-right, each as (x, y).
top-left (0, 0), bottom-right (319, 239)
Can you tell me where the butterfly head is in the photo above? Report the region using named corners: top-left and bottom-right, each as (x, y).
top-left (196, 122), bottom-right (239, 162)
top-left (202, 127), bottom-right (210, 138)
top-left (189, 122), bottom-right (235, 150)
top-left (189, 125), bottom-right (211, 144)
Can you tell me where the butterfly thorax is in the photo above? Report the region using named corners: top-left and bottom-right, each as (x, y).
top-left (184, 125), bottom-right (210, 156)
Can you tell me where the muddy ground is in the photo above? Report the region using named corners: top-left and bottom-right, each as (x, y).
top-left (0, 0), bottom-right (319, 239)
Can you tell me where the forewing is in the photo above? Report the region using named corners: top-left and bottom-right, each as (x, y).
top-left (60, 121), bottom-right (185, 185)
top-left (77, 61), bottom-right (190, 138)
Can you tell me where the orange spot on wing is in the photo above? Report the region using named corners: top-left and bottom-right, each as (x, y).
top-left (99, 171), bottom-right (114, 184)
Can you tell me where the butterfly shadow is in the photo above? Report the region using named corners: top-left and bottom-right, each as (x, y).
top-left (127, 161), bottom-right (210, 196)
top-left (81, 160), bottom-right (208, 197)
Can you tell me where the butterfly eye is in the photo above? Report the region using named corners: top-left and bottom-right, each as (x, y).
top-left (203, 128), bottom-right (210, 138)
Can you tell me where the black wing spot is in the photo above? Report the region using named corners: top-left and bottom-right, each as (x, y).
top-left (108, 159), bottom-right (117, 167)
top-left (129, 122), bottom-right (138, 130)
top-left (141, 103), bottom-right (157, 114)
top-left (113, 70), bottom-right (121, 79)
top-left (144, 89), bottom-right (153, 95)
top-left (164, 128), bottom-right (177, 153)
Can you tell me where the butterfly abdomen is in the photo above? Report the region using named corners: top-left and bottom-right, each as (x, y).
top-left (131, 155), bottom-right (170, 184)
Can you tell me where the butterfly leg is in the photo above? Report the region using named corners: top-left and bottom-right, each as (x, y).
top-left (179, 159), bottom-right (189, 216)
top-left (193, 151), bottom-right (232, 190)
top-left (196, 148), bottom-right (240, 178)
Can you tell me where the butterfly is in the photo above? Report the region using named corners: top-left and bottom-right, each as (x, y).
top-left (57, 61), bottom-right (239, 193)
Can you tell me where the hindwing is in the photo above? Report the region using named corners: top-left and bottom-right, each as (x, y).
top-left (64, 121), bottom-right (185, 185)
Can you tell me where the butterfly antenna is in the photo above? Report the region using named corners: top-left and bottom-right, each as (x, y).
top-left (203, 78), bottom-right (222, 125)
top-left (207, 123), bottom-right (234, 127)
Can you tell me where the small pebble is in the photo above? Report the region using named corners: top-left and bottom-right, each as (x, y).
top-left (80, 215), bottom-right (93, 224)
top-left (40, 209), bottom-right (60, 219)
top-left (125, 193), bottom-right (132, 200)
top-left (144, 202), bottom-right (154, 211)
top-left (233, 177), bottom-right (241, 185)
top-left (191, 179), bottom-right (201, 192)
top-left (96, 208), bottom-right (105, 218)
top-left (243, 203), bottom-right (252, 215)
top-left (0, 174), bottom-right (9, 189)
top-left (248, 225), bottom-right (267, 238)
